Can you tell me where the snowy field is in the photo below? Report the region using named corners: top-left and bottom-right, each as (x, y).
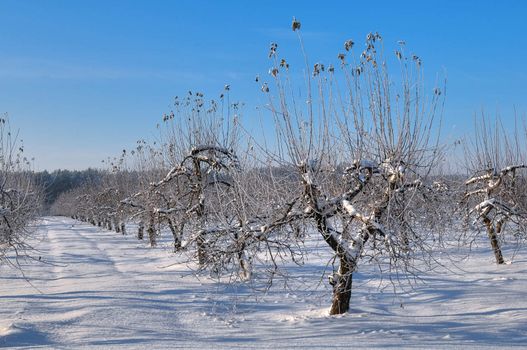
top-left (1, 216), bottom-right (526, 349)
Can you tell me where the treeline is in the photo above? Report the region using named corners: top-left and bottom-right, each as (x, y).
top-left (33, 169), bottom-right (104, 210)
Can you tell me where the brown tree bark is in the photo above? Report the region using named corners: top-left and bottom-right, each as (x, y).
top-left (302, 172), bottom-right (357, 315)
top-left (114, 217), bottom-right (121, 233)
top-left (137, 221), bottom-right (144, 240)
top-left (166, 217), bottom-right (182, 252)
top-left (330, 257), bottom-right (353, 315)
top-left (147, 211), bottom-right (157, 247)
top-left (483, 216), bottom-right (504, 264)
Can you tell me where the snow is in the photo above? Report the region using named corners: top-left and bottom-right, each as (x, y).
top-left (354, 159), bottom-right (378, 171)
top-left (341, 200), bottom-right (371, 225)
top-left (472, 198), bottom-right (496, 215)
top-left (1, 217), bottom-right (527, 349)
top-left (471, 198), bottom-right (516, 217)
top-left (466, 173), bottom-right (493, 185)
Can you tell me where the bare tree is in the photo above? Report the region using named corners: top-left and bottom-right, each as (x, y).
top-left (463, 116), bottom-right (526, 264)
top-left (119, 140), bottom-right (165, 246)
top-left (255, 22), bottom-right (445, 314)
top-left (0, 116), bottom-right (42, 267)
top-left (118, 90), bottom-right (259, 279)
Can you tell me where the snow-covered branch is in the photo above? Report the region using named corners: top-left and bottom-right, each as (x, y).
top-left (469, 198), bottom-right (519, 218)
top-left (150, 165), bottom-right (189, 188)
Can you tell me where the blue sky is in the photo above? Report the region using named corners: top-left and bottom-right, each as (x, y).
top-left (0, 0), bottom-right (525, 170)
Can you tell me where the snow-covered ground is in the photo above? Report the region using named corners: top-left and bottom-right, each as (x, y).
top-left (1, 217), bottom-right (526, 349)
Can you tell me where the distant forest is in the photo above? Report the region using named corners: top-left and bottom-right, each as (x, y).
top-left (34, 169), bottom-right (104, 211)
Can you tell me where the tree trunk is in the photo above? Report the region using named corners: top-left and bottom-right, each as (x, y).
top-left (238, 251), bottom-right (251, 280)
top-left (483, 216), bottom-right (504, 264)
top-left (234, 230), bottom-right (250, 280)
top-left (192, 157), bottom-right (207, 266)
top-left (120, 222), bottom-right (126, 235)
top-left (166, 217), bottom-right (182, 252)
top-left (147, 211), bottom-right (157, 247)
top-left (197, 232), bottom-right (207, 265)
top-left (330, 256), bottom-right (353, 315)
top-left (300, 173), bottom-right (357, 315)
top-left (137, 221), bottom-right (144, 240)
top-left (114, 218), bottom-right (120, 233)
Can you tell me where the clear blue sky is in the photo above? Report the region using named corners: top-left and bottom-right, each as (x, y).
top-left (0, 0), bottom-right (526, 170)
